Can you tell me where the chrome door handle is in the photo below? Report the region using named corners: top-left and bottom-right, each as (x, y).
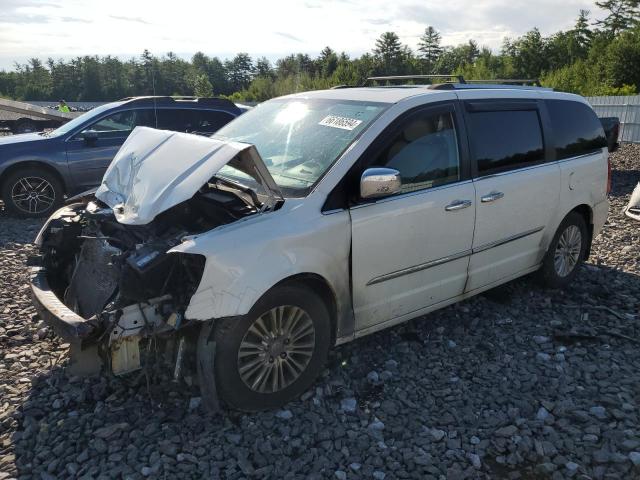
top-left (481, 191), bottom-right (504, 203)
top-left (445, 200), bottom-right (472, 211)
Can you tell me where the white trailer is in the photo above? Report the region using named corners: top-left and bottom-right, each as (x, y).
top-left (0, 98), bottom-right (79, 134)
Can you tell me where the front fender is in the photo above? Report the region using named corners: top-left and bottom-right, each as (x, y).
top-left (170, 206), bottom-right (352, 334)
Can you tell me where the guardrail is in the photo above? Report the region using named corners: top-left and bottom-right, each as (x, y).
top-left (587, 95), bottom-right (640, 144)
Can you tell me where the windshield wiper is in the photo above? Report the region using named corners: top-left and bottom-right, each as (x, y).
top-left (212, 175), bottom-right (262, 209)
top-left (271, 172), bottom-right (314, 185)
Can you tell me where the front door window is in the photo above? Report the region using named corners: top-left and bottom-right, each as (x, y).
top-left (372, 111), bottom-right (460, 194)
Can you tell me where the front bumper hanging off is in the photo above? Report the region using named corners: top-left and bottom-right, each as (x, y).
top-left (30, 264), bottom-right (187, 378)
top-left (30, 266), bottom-right (105, 375)
top-left (30, 266), bottom-right (98, 342)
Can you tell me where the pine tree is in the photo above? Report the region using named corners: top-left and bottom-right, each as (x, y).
top-left (192, 73), bottom-right (213, 97)
top-left (225, 53), bottom-right (254, 91)
top-left (318, 46), bottom-right (338, 77)
top-left (373, 32), bottom-right (403, 74)
top-left (574, 9), bottom-right (592, 49)
top-left (418, 26), bottom-right (443, 73)
top-left (255, 57), bottom-right (274, 78)
top-left (595, 0), bottom-right (640, 36)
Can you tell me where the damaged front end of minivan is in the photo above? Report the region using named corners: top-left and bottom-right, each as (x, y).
top-left (30, 127), bottom-right (283, 379)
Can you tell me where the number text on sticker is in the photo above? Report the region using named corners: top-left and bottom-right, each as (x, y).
top-left (319, 115), bottom-right (363, 131)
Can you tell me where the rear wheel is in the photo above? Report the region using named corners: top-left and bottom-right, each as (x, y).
top-left (197, 285), bottom-right (331, 411)
top-left (537, 212), bottom-right (588, 289)
top-left (1, 168), bottom-right (64, 217)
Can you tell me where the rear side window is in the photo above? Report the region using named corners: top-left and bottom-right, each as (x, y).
top-left (191, 110), bottom-right (235, 133)
top-left (547, 100), bottom-right (607, 159)
top-left (156, 109), bottom-right (186, 132)
top-left (155, 109), bottom-right (235, 134)
top-left (467, 110), bottom-right (544, 175)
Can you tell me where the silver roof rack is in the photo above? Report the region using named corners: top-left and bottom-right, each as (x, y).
top-left (366, 74), bottom-right (466, 85)
top-left (465, 78), bottom-right (541, 86)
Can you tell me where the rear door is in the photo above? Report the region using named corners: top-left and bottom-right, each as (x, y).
top-left (65, 109), bottom-right (154, 189)
top-left (350, 101), bottom-right (476, 330)
top-left (461, 96), bottom-right (560, 291)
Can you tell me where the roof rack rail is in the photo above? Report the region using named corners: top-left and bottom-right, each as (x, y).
top-left (465, 78), bottom-right (541, 86)
top-left (366, 74), bottom-right (466, 85)
top-left (117, 96), bottom-right (239, 109)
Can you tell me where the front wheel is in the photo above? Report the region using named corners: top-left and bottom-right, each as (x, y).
top-left (197, 285), bottom-right (331, 411)
top-left (537, 212), bottom-right (588, 289)
top-left (1, 168), bottom-right (64, 217)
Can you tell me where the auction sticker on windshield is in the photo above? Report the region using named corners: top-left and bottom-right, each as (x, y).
top-left (319, 115), bottom-right (363, 130)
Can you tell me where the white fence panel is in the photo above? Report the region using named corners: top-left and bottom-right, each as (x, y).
top-left (586, 95), bottom-right (640, 144)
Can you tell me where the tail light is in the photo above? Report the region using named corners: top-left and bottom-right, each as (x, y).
top-left (607, 156), bottom-right (612, 195)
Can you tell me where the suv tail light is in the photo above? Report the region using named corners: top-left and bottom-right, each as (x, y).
top-left (607, 156), bottom-right (612, 195)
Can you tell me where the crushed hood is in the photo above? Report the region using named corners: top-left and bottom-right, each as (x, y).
top-left (95, 127), bottom-right (282, 225)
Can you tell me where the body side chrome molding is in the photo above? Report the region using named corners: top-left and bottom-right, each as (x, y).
top-left (353, 263), bottom-right (543, 340)
top-left (472, 226), bottom-right (544, 254)
top-left (366, 249), bottom-right (472, 286)
top-left (366, 226), bottom-right (544, 286)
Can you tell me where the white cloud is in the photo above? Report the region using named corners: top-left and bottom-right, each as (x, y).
top-left (0, 0), bottom-right (606, 69)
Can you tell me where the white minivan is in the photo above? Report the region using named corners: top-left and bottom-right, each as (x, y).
top-left (32, 79), bottom-right (611, 411)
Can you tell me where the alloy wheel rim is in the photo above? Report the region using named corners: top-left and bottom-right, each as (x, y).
top-left (11, 176), bottom-right (55, 214)
top-left (237, 305), bottom-right (315, 394)
top-left (554, 225), bottom-right (582, 277)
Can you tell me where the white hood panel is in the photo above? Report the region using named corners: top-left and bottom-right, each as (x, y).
top-left (95, 127), bottom-right (279, 225)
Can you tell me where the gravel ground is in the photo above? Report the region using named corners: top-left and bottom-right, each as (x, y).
top-left (0, 146), bottom-right (639, 480)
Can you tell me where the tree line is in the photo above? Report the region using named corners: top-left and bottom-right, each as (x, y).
top-left (1, 0), bottom-right (639, 103)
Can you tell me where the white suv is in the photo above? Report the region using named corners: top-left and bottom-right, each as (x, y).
top-left (32, 79), bottom-right (611, 411)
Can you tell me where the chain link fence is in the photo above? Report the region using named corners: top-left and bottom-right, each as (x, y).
top-left (587, 95), bottom-right (640, 144)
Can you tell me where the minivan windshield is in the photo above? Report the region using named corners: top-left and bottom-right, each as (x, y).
top-left (46, 102), bottom-right (123, 137)
top-left (213, 98), bottom-right (388, 196)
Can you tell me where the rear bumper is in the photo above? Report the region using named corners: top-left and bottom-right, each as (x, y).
top-left (30, 266), bottom-right (98, 341)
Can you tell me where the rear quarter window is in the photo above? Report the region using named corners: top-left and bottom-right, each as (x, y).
top-left (546, 100), bottom-right (607, 160)
top-left (467, 109), bottom-right (545, 176)
top-left (195, 110), bottom-right (235, 133)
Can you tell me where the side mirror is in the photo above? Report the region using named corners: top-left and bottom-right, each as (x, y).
top-left (81, 130), bottom-right (98, 145)
top-left (360, 168), bottom-right (402, 199)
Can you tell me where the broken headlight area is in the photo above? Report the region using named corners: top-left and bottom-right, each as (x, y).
top-left (34, 181), bottom-right (258, 376)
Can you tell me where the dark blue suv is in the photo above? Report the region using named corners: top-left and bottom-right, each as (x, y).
top-left (0, 96), bottom-right (246, 217)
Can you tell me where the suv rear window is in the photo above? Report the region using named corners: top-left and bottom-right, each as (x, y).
top-left (468, 109), bottom-right (544, 176)
top-left (546, 100), bottom-right (607, 160)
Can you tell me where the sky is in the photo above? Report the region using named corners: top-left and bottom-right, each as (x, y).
top-left (0, 0), bottom-right (606, 70)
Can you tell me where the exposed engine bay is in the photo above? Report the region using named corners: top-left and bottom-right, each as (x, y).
top-left (30, 127), bottom-right (285, 380)
top-left (36, 179), bottom-right (261, 375)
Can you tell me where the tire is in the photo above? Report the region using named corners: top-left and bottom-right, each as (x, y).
top-left (12, 119), bottom-right (39, 134)
top-left (197, 284), bottom-right (332, 412)
top-left (536, 212), bottom-right (588, 289)
top-left (1, 168), bottom-right (64, 218)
